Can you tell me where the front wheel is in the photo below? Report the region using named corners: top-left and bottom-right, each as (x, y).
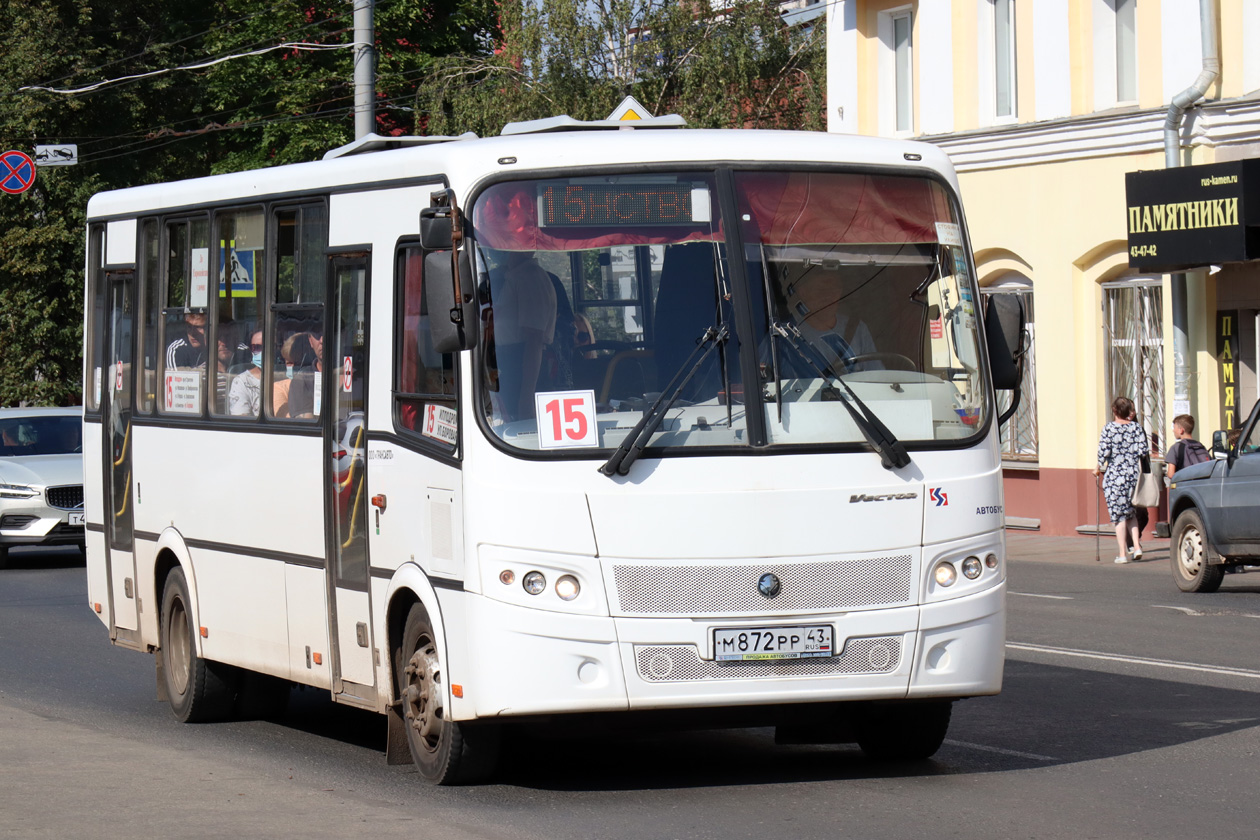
top-left (1171, 509), bottom-right (1225, 593)
top-left (398, 604), bottom-right (500, 784)
top-left (160, 567), bottom-right (238, 722)
top-left (855, 701), bottom-right (952, 761)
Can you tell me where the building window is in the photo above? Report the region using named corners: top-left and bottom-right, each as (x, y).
top-left (993, 0), bottom-right (1016, 118)
top-left (1104, 280), bottom-right (1163, 455)
top-left (983, 283), bottom-right (1036, 462)
top-left (1115, 0), bottom-right (1137, 102)
top-left (879, 6), bottom-right (915, 135)
top-left (893, 10), bottom-right (913, 132)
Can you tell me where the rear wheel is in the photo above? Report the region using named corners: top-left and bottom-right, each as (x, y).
top-left (1172, 509), bottom-right (1225, 593)
top-left (855, 701), bottom-right (952, 761)
top-left (398, 603), bottom-right (499, 784)
top-left (160, 568), bottom-right (238, 722)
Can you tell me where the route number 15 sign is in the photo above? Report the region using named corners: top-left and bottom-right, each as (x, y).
top-left (535, 389), bottom-right (599, 449)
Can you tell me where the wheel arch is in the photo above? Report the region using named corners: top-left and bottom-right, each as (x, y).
top-left (384, 564), bottom-right (448, 706)
top-left (151, 528), bottom-right (203, 656)
top-left (1170, 495), bottom-right (1224, 562)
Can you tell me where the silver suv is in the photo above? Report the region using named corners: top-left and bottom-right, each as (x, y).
top-left (0, 407), bottom-right (84, 568)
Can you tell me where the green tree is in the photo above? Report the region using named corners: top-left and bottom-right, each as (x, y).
top-left (0, 0), bottom-right (498, 404)
top-left (416, 0), bottom-right (827, 138)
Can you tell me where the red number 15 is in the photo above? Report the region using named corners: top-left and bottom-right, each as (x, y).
top-left (545, 397), bottom-right (588, 441)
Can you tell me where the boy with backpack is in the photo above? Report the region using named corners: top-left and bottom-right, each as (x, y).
top-left (1165, 414), bottom-right (1211, 478)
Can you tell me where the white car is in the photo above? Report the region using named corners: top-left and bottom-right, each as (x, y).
top-left (0, 407), bottom-right (84, 568)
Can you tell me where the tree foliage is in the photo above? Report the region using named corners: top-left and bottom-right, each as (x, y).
top-left (416, 0), bottom-right (827, 138)
top-left (0, 0), bottom-right (497, 405)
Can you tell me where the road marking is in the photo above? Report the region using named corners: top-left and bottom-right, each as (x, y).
top-left (1009, 592), bottom-right (1074, 600)
top-left (1152, 605), bottom-right (1205, 616)
top-left (1008, 642), bottom-right (1260, 680)
top-left (943, 739), bottom-right (1058, 762)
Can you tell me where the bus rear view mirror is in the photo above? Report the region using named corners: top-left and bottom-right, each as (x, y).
top-left (419, 207), bottom-right (453, 250)
top-left (425, 250), bottom-right (476, 353)
top-left (985, 294), bottom-right (1025, 428)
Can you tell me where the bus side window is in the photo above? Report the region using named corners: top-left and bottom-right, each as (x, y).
top-left (395, 246), bottom-right (456, 444)
top-left (267, 204), bottom-right (327, 421)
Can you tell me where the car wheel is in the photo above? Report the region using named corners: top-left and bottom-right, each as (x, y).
top-left (398, 603), bottom-right (500, 784)
top-left (1171, 509), bottom-right (1225, 593)
top-left (855, 701), bottom-right (952, 761)
top-left (159, 567), bottom-right (239, 722)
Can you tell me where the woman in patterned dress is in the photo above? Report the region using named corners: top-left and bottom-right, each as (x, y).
top-left (1093, 396), bottom-right (1149, 563)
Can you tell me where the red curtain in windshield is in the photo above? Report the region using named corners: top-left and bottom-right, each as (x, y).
top-left (734, 172), bottom-right (954, 246)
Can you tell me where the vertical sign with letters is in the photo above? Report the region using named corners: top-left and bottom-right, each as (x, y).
top-left (1218, 311), bottom-right (1240, 430)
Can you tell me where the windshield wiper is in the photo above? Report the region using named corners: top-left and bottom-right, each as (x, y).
top-left (771, 320), bottom-right (911, 470)
top-left (599, 325), bottom-right (729, 477)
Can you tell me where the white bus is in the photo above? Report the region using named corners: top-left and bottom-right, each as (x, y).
top-left (84, 114), bottom-right (1025, 784)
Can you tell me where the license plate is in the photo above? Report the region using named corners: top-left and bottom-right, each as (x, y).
top-left (713, 625), bottom-right (834, 661)
top-left (67, 512), bottom-right (85, 526)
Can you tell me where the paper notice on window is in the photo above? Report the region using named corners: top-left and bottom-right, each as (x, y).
top-left (422, 404), bottom-right (458, 445)
top-left (190, 248), bottom-right (210, 308)
top-left (935, 222), bottom-right (963, 248)
top-left (163, 370), bottom-right (202, 414)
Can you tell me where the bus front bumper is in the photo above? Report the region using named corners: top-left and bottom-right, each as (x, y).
top-left (459, 582), bottom-right (1004, 719)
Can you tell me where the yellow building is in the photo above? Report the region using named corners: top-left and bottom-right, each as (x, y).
top-left (826, 0), bottom-right (1260, 534)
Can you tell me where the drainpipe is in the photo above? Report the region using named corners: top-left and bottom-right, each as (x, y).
top-left (1165, 0), bottom-right (1220, 422)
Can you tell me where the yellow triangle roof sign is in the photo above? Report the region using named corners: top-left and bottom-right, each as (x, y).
top-left (608, 96), bottom-right (652, 122)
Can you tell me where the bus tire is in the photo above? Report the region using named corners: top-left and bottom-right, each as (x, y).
top-left (855, 700), bottom-right (952, 761)
top-left (399, 603), bottom-right (500, 784)
top-left (159, 567), bottom-right (238, 723)
top-left (1171, 509), bottom-right (1224, 593)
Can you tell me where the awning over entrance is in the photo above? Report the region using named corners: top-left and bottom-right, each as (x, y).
top-left (1125, 158), bottom-right (1260, 273)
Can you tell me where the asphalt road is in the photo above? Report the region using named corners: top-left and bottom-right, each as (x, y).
top-left (3, 535), bottom-right (1260, 840)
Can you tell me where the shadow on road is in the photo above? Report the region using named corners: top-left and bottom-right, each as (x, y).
top-left (2, 545), bottom-right (85, 571)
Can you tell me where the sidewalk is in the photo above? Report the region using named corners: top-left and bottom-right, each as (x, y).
top-left (1005, 527), bottom-right (1171, 567)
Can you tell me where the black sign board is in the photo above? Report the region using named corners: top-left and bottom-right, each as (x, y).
top-left (1125, 159), bottom-right (1260, 272)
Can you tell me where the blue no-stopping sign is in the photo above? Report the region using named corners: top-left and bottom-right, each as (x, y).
top-left (1, 150), bottom-right (37, 195)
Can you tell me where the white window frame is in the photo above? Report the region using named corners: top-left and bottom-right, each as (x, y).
top-left (878, 5), bottom-right (915, 136)
top-left (1093, 0), bottom-right (1138, 110)
top-left (978, 0), bottom-right (1017, 125)
top-left (1103, 278), bottom-right (1164, 456)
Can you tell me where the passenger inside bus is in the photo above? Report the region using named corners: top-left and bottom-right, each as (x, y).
top-left (486, 250), bottom-right (557, 421)
top-left (165, 310), bottom-right (207, 370)
top-left (229, 329), bottom-right (264, 416)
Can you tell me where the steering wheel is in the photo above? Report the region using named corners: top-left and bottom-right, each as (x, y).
top-left (846, 353), bottom-right (917, 371)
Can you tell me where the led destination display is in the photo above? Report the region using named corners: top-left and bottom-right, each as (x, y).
top-left (538, 181), bottom-right (711, 228)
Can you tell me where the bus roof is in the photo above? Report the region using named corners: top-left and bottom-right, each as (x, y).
top-left (86, 129), bottom-right (958, 221)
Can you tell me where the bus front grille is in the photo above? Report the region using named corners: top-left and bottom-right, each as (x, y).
top-left (634, 636), bottom-right (902, 682)
top-left (611, 554), bottom-right (913, 616)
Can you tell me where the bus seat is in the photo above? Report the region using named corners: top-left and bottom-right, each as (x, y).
top-left (652, 243), bottom-right (719, 399)
top-left (600, 349), bottom-right (656, 403)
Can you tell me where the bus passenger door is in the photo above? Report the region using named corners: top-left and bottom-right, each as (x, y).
top-left (325, 255), bottom-right (376, 698)
top-left (103, 270), bottom-right (138, 638)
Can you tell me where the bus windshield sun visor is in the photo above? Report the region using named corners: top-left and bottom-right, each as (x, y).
top-left (770, 320), bottom-right (911, 470)
top-left (599, 325), bottom-right (729, 477)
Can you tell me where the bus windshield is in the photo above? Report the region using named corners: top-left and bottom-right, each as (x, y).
top-left (471, 169), bottom-right (987, 454)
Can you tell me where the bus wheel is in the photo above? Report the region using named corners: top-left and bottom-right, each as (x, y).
top-left (399, 604), bottom-right (499, 784)
top-left (855, 700), bottom-right (952, 761)
top-left (159, 567), bottom-right (238, 723)
top-left (1172, 510), bottom-right (1224, 593)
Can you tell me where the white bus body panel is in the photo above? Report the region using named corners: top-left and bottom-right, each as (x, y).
top-left (83, 421), bottom-right (109, 627)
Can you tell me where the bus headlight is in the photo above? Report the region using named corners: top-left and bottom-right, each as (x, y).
top-left (933, 561), bottom-right (957, 587)
top-left (985, 553), bottom-right (999, 569)
top-left (555, 575), bottom-right (580, 601)
top-left (961, 556), bottom-right (983, 580)
top-left (522, 571), bottom-right (547, 595)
